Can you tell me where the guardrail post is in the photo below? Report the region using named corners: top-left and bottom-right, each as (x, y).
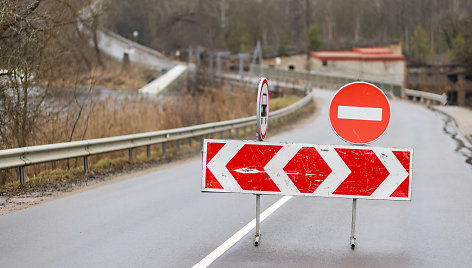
top-left (176, 140), bottom-right (181, 150)
top-left (188, 137), bottom-right (193, 147)
top-left (18, 166), bottom-right (25, 185)
top-left (228, 129), bottom-right (231, 139)
top-left (146, 145), bottom-right (151, 157)
top-left (83, 156), bottom-right (89, 173)
top-left (200, 136), bottom-right (204, 145)
top-left (236, 128), bottom-right (239, 137)
top-left (129, 148), bottom-right (134, 161)
top-left (162, 143), bottom-right (166, 154)
top-left (219, 131), bottom-right (223, 139)
top-left (210, 133), bottom-right (214, 139)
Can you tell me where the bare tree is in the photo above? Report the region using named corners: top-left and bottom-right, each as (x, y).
top-left (0, 0), bottom-right (102, 148)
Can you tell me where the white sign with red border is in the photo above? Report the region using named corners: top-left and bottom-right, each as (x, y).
top-left (257, 77), bottom-right (269, 141)
top-left (329, 82), bottom-right (391, 145)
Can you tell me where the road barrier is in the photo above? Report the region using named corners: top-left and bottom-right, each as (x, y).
top-left (201, 80), bottom-right (414, 250)
top-left (0, 91), bottom-right (314, 185)
top-left (404, 88), bottom-right (447, 105)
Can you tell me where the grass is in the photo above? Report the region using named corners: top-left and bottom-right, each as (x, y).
top-left (270, 95), bottom-right (303, 110)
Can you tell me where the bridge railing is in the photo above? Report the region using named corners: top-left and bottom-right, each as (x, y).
top-left (404, 88), bottom-right (447, 105)
top-left (0, 91), bottom-right (314, 185)
top-left (259, 67), bottom-right (403, 98)
top-left (247, 67), bottom-right (448, 105)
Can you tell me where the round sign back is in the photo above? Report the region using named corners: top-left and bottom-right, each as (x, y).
top-left (257, 78), bottom-right (269, 141)
top-left (329, 82), bottom-right (390, 144)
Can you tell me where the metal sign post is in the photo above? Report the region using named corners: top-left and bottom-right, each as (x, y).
top-left (254, 77), bottom-right (269, 246)
top-left (350, 198), bottom-right (357, 249)
top-left (255, 194), bottom-right (261, 246)
top-left (329, 82), bottom-right (391, 250)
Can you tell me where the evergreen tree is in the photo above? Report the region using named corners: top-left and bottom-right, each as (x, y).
top-left (307, 24), bottom-right (323, 51)
top-left (227, 24), bottom-right (248, 53)
top-left (409, 25), bottom-right (432, 64)
top-left (278, 32), bottom-right (290, 56)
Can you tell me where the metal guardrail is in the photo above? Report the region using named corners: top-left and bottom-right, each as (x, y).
top-left (1, 92), bottom-right (314, 185)
top-left (404, 88), bottom-right (447, 105)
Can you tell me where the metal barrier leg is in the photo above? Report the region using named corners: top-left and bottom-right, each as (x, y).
top-left (255, 194), bottom-right (261, 246)
top-left (83, 156), bottom-right (89, 173)
top-left (162, 143), bottom-right (166, 154)
top-left (188, 137), bottom-right (193, 147)
top-left (18, 166), bottom-right (25, 185)
top-left (176, 140), bottom-right (180, 150)
top-left (350, 198), bottom-right (357, 249)
top-left (228, 129), bottom-right (232, 139)
top-left (146, 145), bottom-right (151, 157)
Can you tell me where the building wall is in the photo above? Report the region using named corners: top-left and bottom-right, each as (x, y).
top-left (310, 58), bottom-right (405, 86)
top-left (264, 54), bottom-right (307, 71)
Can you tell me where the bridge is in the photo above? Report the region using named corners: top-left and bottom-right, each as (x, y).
top-left (1, 28), bottom-right (472, 267)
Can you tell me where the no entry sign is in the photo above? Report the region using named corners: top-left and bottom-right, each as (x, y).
top-left (329, 82), bottom-right (390, 144)
top-left (202, 139), bottom-right (412, 200)
top-left (257, 78), bottom-right (269, 140)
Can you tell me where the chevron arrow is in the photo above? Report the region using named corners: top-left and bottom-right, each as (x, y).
top-left (203, 139), bottom-right (413, 201)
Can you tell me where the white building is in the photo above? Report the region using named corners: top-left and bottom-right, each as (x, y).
top-left (310, 47), bottom-right (406, 87)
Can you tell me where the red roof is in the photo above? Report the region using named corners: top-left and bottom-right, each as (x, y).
top-left (353, 47), bottom-right (394, 54)
top-left (310, 47), bottom-right (405, 62)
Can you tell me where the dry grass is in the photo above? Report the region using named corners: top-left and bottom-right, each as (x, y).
top-left (0, 75), bottom-right (303, 186)
top-left (0, 100), bottom-right (314, 198)
top-left (53, 86), bottom-right (257, 141)
top-left (79, 62), bottom-right (159, 92)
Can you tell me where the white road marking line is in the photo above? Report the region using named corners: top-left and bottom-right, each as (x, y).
top-left (337, 106), bottom-right (382, 121)
top-left (192, 196), bottom-right (293, 268)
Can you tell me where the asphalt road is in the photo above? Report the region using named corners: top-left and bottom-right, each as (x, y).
top-left (1, 89), bottom-right (472, 267)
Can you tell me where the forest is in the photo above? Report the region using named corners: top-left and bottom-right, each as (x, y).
top-left (104, 0), bottom-right (472, 67)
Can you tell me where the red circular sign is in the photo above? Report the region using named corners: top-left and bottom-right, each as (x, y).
top-left (329, 82), bottom-right (390, 144)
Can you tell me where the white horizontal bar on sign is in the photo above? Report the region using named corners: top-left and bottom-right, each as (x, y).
top-left (337, 106), bottom-right (382, 121)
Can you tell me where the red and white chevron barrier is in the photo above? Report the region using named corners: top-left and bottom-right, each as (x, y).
top-left (202, 139), bottom-right (413, 200)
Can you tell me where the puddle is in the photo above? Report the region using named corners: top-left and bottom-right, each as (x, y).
top-left (434, 109), bottom-right (472, 166)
